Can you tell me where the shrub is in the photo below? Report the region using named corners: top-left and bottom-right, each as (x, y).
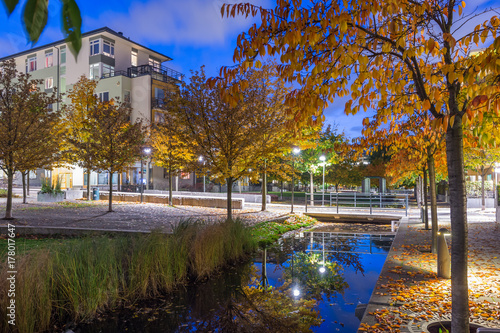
top-left (40, 176), bottom-right (64, 195)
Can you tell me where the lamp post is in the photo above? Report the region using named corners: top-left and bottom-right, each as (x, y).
top-left (291, 147), bottom-right (300, 213)
top-left (140, 147), bottom-right (151, 203)
top-left (198, 156), bottom-right (206, 192)
top-left (319, 155), bottom-right (326, 206)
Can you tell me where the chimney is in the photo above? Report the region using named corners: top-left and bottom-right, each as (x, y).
top-left (118, 32), bottom-right (123, 36)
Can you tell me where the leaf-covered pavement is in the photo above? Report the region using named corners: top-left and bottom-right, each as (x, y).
top-left (359, 221), bottom-right (500, 333)
top-left (0, 199), bottom-right (290, 232)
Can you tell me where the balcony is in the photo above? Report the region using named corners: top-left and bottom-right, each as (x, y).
top-left (100, 64), bottom-right (183, 84)
top-left (128, 64), bottom-right (183, 83)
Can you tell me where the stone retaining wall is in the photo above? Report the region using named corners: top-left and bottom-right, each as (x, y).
top-left (99, 192), bottom-right (244, 209)
top-left (144, 190), bottom-right (270, 203)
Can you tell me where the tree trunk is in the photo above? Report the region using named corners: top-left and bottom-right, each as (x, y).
top-left (117, 173), bottom-right (121, 192)
top-left (481, 166), bottom-right (485, 210)
top-left (427, 152), bottom-right (438, 254)
top-left (423, 167), bottom-right (429, 230)
top-left (4, 170), bottom-right (14, 220)
top-left (108, 170), bottom-right (113, 212)
top-left (416, 176), bottom-right (422, 210)
top-left (86, 170), bottom-right (91, 200)
top-left (262, 169), bottom-right (267, 211)
top-left (168, 167), bottom-right (173, 206)
top-left (310, 172), bottom-right (314, 206)
top-left (280, 180), bottom-right (283, 201)
top-left (446, 115), bottom-right (469, 333)
top-left (27, 171), bottom-right (30, 196)
top-left (227, 177), bottom-right (233, 220)
top-left (22, 171), bottom-right (27, 204)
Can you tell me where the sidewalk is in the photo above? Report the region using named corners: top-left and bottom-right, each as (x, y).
top-left (358, 208), bottom-right (500, 332)
top-left (0, 195), bottom-right (289, 234)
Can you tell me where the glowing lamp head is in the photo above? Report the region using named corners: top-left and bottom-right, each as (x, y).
top-left (293, 147), bottom-right (300, 155)
top-left (293, 288), bottom-right (300, 297)
top-left (143, 148), bottom-right (152, 155)
top-left (319, 155), bottom-right (326, 162)
top-left (319, 266), bottom-right (326, 274)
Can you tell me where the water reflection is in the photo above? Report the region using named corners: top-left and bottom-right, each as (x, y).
top-left (80, 232), bottom-right (393, 333)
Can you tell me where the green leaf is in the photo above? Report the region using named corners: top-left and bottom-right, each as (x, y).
top-left (3, 0), bottom-right (20, 15)
top-left (61, 0), bottom-right (82, 57)
top-left (22, 0), bottom-right (48, 44)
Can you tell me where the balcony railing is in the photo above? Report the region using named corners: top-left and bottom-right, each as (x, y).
top-left (100, 65), bottom-right (183, 83)
top-left (128, 64), bottom-right (183, 83)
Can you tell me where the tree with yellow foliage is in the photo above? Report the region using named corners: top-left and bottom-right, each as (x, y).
top-left (91, 99), bottom-right (146, 212)
top-left (62, 76), bottom-right (100, 200)
top-left (167, 66), bottom-right (292, 220)
top-left (0, 59), bottom-right (61, 219)
top-left (150, 114), bottom-right (196, 206)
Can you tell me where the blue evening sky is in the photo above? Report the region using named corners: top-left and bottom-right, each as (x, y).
top-left (0, 0), bottom-right (497, 139)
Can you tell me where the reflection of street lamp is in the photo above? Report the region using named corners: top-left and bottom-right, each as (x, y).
top-left (319, 232), bottom-right (326, 273)
top-left (319, 155), bottom-right (326, 206)
top-left (140, 147), bottom-right (152, 203)
top-left (198, 156), bottom-right (206, 192)
top-left (291, 237), bottom-right (300, 297)
top-left (291, 148), bottom-right (301, 213)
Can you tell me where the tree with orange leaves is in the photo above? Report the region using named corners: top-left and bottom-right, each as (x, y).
top-left (219, 1), bottom-right (500, 328)
top-left (357, 111), bottom-right (447, 253)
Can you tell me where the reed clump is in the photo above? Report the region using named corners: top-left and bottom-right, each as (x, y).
top-left (0, 218), bottom-right (256, 333)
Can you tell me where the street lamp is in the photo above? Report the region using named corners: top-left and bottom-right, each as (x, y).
top-left (140, 147), bottom-right (151, 203)
top-left (291, 147), bottom-right (301, 213)
top-left (198, 156), bottom-right (206, 192)
top-left (319, 155), bottom-right (326, 206)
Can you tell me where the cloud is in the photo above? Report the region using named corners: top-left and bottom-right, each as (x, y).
top-left (85, 0), bottom-right (269, 47)
top-left (0, 32), bottom-right (26, 58)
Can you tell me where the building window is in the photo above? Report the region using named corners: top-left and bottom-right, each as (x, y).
top-left (90, 39), bottom-right (100, 56)
top-left (45, 52), bottom-right (53, 68)
top-left (60, 47), bottom-right (66, 64)
top-left (45, 77), bottom-right (53, 89)
top-left (131, 49), bottom-right (138, 66)
top-left (124, 90), bottom-right (131, 103)
top-left (60, 76), bottom-right (66, 94)
top-left (89, 63), bottom-right (100, 79)
top-left (149, 57), bottom-right (161, 72)
top-left (26, 56), bottom-right (37, 72)
top-left (99, 92), bottom-right (109, 102)
top-left (103, 40), bottom-right (114, 57)
top-left (98, 172), bottom-right (108, 185)
top-left (102, 64), bottom-right (114, 77)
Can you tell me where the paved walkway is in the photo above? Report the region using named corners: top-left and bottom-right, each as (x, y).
top-left (359, 208), bottom-right (500, 332)
top-left (0, 194), bottom-right (289, 233)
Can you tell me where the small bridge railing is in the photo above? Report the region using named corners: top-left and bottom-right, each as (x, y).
top-left (305, 192), bottom-right (409, 216)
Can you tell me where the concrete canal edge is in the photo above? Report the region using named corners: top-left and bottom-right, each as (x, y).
top-left (357, 220), bottom-right (415, 333)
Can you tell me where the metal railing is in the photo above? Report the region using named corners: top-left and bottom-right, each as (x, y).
top-left (128, 64), bottom-right (183, 83)
top-left (305, 192), bottom-right (409, 216)
top-left (99, 65), bottom-right (183, 84)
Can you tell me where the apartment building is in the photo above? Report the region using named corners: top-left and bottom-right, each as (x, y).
top-left (0, 27), bottom-right (186, 191)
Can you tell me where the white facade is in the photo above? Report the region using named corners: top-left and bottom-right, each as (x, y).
top-left (1, 27), bottom-right (182, 190)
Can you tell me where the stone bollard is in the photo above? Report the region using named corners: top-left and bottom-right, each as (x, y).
top-left (437, 228), bottom-right (451, 279)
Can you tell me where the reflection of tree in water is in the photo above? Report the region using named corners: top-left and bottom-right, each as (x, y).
top-left (179, 267), bottom-right (321, 332)
top-left (283, 251), bottom-right (348, 300)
